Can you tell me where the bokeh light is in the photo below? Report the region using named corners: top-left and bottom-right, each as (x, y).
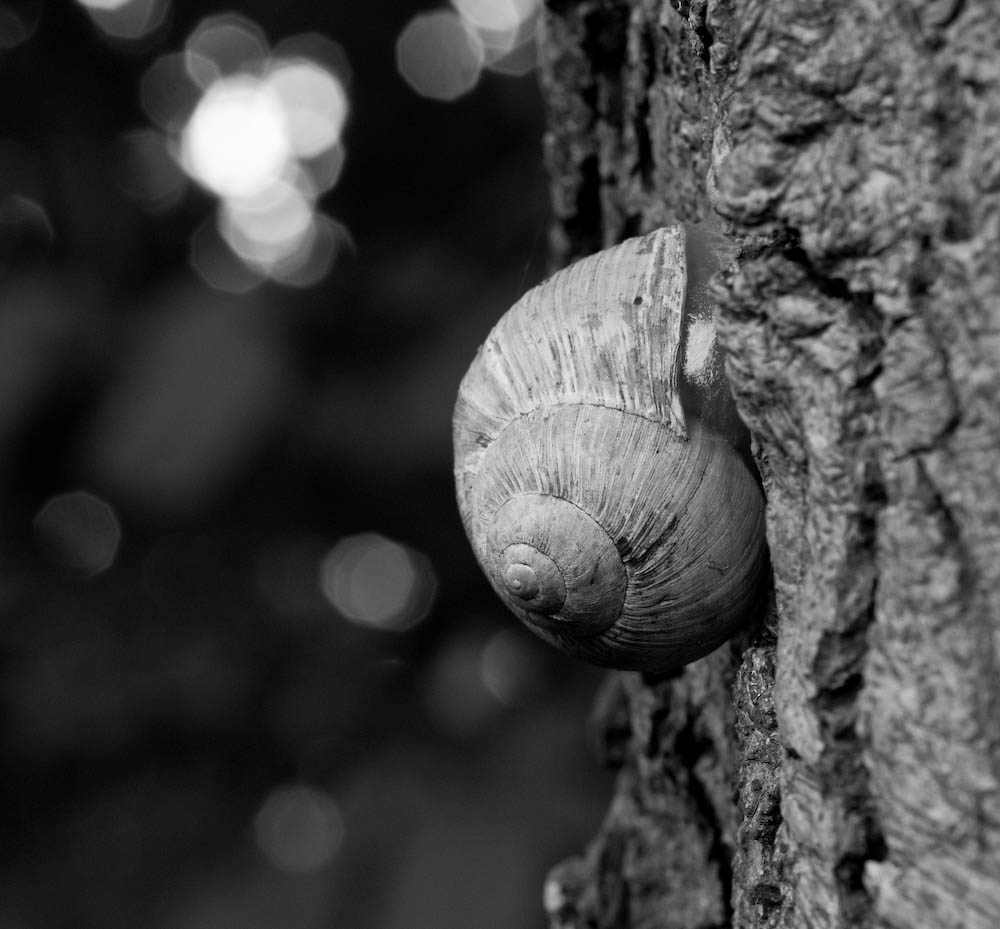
top-left (451, 0), bottom-right (536, 36)
top-left (256, 536), bottom-right (331, 619)
top-left (0, 0), bottom-right (41, 50)
top-left (0, 10), bottom-right (598, 929)
top-left (33, 490), bottom-right (122, 577)
top-left (0, 193), bottom-right (53, 262)
top-left (319, 533), bottom-right (437, 632)
top-left (422, 634), bottom-right (501, 737)
top-left (185, 12), bottom-right (268, 83)
top-left (147, 15), bottom-right (352, 286)
top-left (395, 0), bottom-right (540, 97)
top-left (267, 58), bottom-right (349, 158)
top-left (395, 10), bottom-right (484, 102)
top-left (457, 0), bottom-right (540, 77)
top-left (480, 628), bottom-right (546, 707)
top-left (482, 26), bottom-right (539, 77)
top-left (76, 0), bottom-right (136, 9)
top-left (219, 178), bottom-right (315, 270)
top-left (273, 32), bottom-right (353, 88)
top-left (76, 0), bottom-right (170, 43)
top-left (189, 217), bottom-right (266, 294)
top-left (305, 142), bottom-right (347, 193)
top-left (115, 127), bottom-right (187, 211)
top-left (193, 209), bottom-right (349, 292)
top-left (83, 288), bottom-right (288, 513)
top-left (253, 784), bottom-right (345, 874)
top-left (214, 180), bottom-right (351, 287)
top-left (269, 213), bottom-right (349, 288)
top-left (181, 76), bottom-right (291, 200)
top-left (140, 51), bottom-right (203, 131)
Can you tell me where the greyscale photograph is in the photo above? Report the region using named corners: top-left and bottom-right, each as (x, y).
top-left (0, 2), bottom-right (997, 929)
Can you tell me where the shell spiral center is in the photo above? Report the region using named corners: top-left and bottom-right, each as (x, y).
top-left (500, 544), bottom-right (566, 613)
top-left (485, 493), bottom-right (627, 637)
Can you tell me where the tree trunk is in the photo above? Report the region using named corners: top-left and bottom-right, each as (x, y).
top-left (536, 2), bottom-right (1000, 928)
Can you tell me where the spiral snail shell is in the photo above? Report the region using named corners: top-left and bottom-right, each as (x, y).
top-left (453, 223), bottom-right (768, 673)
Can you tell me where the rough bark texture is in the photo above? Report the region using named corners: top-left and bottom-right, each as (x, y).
top-left (537, 2), bottom-right (1000, 928)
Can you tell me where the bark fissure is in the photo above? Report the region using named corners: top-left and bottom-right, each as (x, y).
top-left (733, 644), bottom-right (782, 928)
top-left (673, 725), bottom-right (736, 925)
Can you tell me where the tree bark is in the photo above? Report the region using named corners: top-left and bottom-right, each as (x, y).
top-left (536, 2), bottom-right (1000, 928)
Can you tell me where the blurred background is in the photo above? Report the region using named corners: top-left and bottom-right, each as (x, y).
top-left (0, 2), bottom-right (615, 927)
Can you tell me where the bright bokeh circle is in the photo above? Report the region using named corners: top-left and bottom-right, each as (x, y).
top-left (181, 76), bottom-right (291, 200)
top-left (396, 10), bottom-right (484, 102)
top-left (266, 58), bottom-right (349, 158)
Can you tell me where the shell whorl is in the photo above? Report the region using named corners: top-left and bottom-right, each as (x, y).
top-left (454, 225), bottom-right (768, 673)
top-left (487, 492), bottom-right (627, 637)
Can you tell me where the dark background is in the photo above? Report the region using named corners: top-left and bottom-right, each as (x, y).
top-left (0, 3), bottom-right (613, 928)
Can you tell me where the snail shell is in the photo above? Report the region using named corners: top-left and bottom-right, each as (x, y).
top-left (453, 224), bottom-right (768, 673)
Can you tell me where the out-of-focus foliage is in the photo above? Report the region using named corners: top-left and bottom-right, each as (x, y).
top-left (0, 3), bottom-right (611, 928)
